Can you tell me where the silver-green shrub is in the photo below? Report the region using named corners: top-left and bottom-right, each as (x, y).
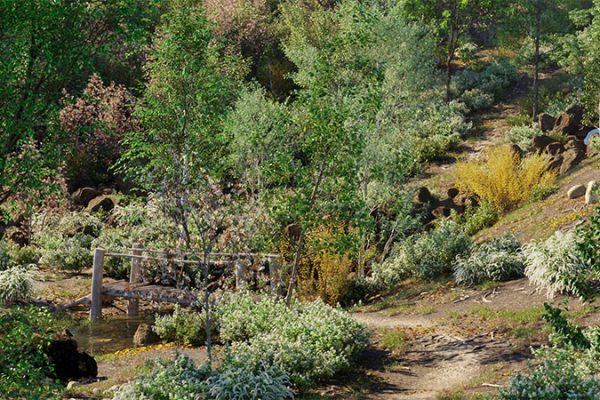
top-left (217, 292), bottom-right (368, 388)
top-left (523, 230), bottom-right (589, 299)
top-left (0, 265), bottom-right (37, 306)
top-left (507, 125), bottom-right (543, 151)
top-left (153, 305), bottom-right (209, 346)
top-left (454, 233), bottom-right (525, 285)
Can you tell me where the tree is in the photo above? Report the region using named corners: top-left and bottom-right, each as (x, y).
top-left (401, 0), bottom-right (498, 101)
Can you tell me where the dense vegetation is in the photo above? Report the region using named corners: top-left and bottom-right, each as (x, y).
top-left (2, 0), bottom-right (600, 398)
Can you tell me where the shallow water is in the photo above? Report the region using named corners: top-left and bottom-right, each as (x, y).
top-left (71, 316), bottom-right (153, 355)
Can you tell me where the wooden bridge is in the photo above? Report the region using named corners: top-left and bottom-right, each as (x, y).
top-left (89, 244), bottom-right (283, 320)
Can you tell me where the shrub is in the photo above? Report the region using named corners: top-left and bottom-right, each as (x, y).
top-left (112, 351), bottom-right (293, 400)
top-left (8, 244), bottom-right (41, 267)
top-left (153, 305), bottom-right (209, 346)
top-left (454, 234), bottom-right (525, 285)
top-left (460, 88), bottom-right (494, 111)
top-left (38, 232), bottom-right (93, 272)
top-left (0, 241), bottom-right (11, 271)
top-left (506, 125), bottom-right (543, 151)
top-left (298, 225), bottom-right (354, 305)
top-left (498, 346), bottom-right (600, 399)
top-left (217, 292), bottom-right (368, 388)
top-left (460, 201), bottom-right (500, 235)
top-left (577, 206), bottom-right (600, 269)
top-left (0, 265), bottom-right (37, 306)
top-left (523, 230), bottom-right (589, 299)
top-left (91, 228), bottom-right (131, 279)
top-left (371, 219), bottom-right (472, 285)
top-left (455, 146), bottom-right (556, 212)
top-left (0, 306), bottom-right (63, 399)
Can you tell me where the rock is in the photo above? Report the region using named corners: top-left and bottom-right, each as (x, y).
top-left (71, 187), bottom-right (101, 207)
top-left (45, 333), bottom-right (97, 381)
top-left (546, 154), bottom-right (564, 172)
top-left (510, 144), bottom-right (523, 158)
top-left (454, 194), bottom-right (479, 208)
top-left (559, 148), bottom-right (586, 175)
top-left (554, 105), bottom-right (583, 136)
top-left (532, 135), bottom-right (555, 153)
top-left (586, 181), bottom-right (598, 205)
top-left (66, 381), bottom-right (81, 390)
top-left (545, 141), bottom-right (565, 156)
top-left (133, 323), bottom-right (160, 347)
top-left (539, 113), bottom-right (556, 132)
top-left (415, 186), bottom-right (435, 204)
top-left (447, 188), bottom-right (460, 199)
top-left (86, 195), bottom-right (116, 213)
top-left (567, 184), bottom-right (586, 199)
top-left (431, 206), bottom-right (451, 218)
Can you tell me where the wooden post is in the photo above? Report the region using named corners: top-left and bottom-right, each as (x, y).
top-left (90, 248), bottom-right (105, 321)
top-left (234, 256), bottom-right (247, 289)
top-left (127, 243), bottom-right (142, 317)
top-left (269, 256), bottom-right (282, 294)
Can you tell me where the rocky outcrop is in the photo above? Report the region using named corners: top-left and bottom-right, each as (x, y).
top-left (45, 330), bottom-right (97, 381)
top-left (567, 184), bottom-right (586, 199)
top-left (71, 187), bottom-right (101, 207)
top-left (538, 113), bottom-right (557, 133)
top-left (86, 195), bottom-right (117, 213)
top-left (133, 323), bottom-right (160, 347)
top-left (413, 187), bottom-right (475, 224)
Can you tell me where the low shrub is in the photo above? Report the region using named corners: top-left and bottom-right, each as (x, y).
top-left (460, 88), bottom-right (494, 111)
top-left (217, 292), bottom-right (368, 388)
top-left (38, 232), bottom-right (93, 272)
top-left (9, 244), bottom-right (41, 267)
top-left (506, 125), bottom-right (542, 151)
top-left (0, 265), bottom-right (37, 306)
top-left (91, 228), bottom-right (131, 279)
top-left (460, 201), bottom-right (500, 235)
top-left (499, 345), bottom-right (600, 399)
top-left (112, 351), bottom-right (293, 400)
top-left (0, 306), bottom-right (63, 399)
top-left (454, 234), bottom-right (525, 285)
top-left (523, 230), bottom-right (589, 299)
top-left (577, 206), bottom-right (600, 269)
top-left (0, 241), bottom-right (11, 271)
top-left (153, 305), bottom-right (209, 346)
top-left (370, 219), bottom-right (471, 286)
top-left (455, 146), bottom-right (556, 212)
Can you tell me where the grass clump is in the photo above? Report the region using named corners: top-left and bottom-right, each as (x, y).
top-left (153, 305), bottom-right (209, 346)
top-left (455, 146), bottom-right (556, 212)
top-left (0, 265), bottom-right (38, 306)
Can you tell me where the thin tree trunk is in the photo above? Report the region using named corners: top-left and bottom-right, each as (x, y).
top-left (445, 3), bottom-right (460, 102)
top-left (532, 0), bottom-right (541, 122)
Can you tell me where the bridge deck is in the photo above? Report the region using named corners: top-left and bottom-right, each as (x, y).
top-left (102, 280), bottom-right (197, 306)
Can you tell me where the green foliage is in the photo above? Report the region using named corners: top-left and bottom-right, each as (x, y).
top-left (523, 230), bottom-right (590, 299)
top-left (461, 202), bottom-right (500, 235)
top-left (38, 232), bottom-right (93, 272)
top-left (499, 345), bottom-right (600, 399)
top-left (8, 245), bottom-right (41, 267)
top-left (112, 351), bottom-right (293, 400)
top-left (542, 304), bottom-right (590, 349)
top-left (506, 125), bottom-right (543, 152)
top-left (0, 265), bottom-right (37, 306)
top-left (454, 234), bottom-right (525, 285)
top-left (91, 228), bottom-right (131, 279)
top-left (577, 206), bottom-right (600, 268)
top-left (217, 292), bottom-right (369, 388)
top-left (371, 220), bottom-right (472, 287)
top-left (0, 306), bottom-right (63, 400)
top-left (153, 305), bottom-right (209, 347)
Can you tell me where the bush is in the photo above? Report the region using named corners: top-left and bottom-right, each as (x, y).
top-left (9, 245), bottom-right (41, 267)
top-left (0, 306), bottom-right (63, 399)
top-left (460, 88), bottom-right (494, 111)
top-left (506, 125), bottom-right (543, 151)
top-left (370, 219), bottom-right (472, 286)
top-left (577, 206), bottom-right (600, 269)
top-left (499, 346), bottom-right (600, 399)
top-left (153, 305), bottom-right (209, 346)
top-left (523, 230), bottom-right (589, 299)
top-left (0, 265), bottom-right (37, 306)
top-left (91, 228), bottom-right (131, 279)
top-left (38, 232), bottom-right (93, 272)
top-left (217, 292), bottom-right (368, 388)
top-left (454, 234), bottom-right (525, 285)
top-left (0, 241), bottom-right (11, 271)
top-left (461, 202), bottom-right (500, 235)
top-left (112, 351), bottom-right (293, 400)
top-left (455, 146), bottom-right (556, 212)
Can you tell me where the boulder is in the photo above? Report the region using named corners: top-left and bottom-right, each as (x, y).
top-left (415, 186), bottom-right (435, 204)
top-left (431, 206), bottom-right (452, 218)
top-left (71, 187), bottom-right (101, 207)
top-left (586, 181), bottom-right (598, 205)
top-left (532, 135), bottom-right (555, 153)
top-left (545, 142), bottom-right (565, 156)
top-left (559, 148), bottom-right (586, 175)
top-left (133, 324), bottom-right (160, 347)
top-left (86, 195), bottom-right (116, 213)
top-left (546, 154), bottom-right (564, 172)
top-left (447, 188), bottom-right (460, 199)
top-left (510, 144), bottom-right (523, 158)
top-left (45, 332), bottom-right (97, 381)
top-left (554, 105), bottom-right (583, 136)
top-left (538, 113), bottom-right (556, 132)
top-left (567, 184), bottom-right (586, 199)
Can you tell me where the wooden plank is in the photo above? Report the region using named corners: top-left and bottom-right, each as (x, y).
top-left (90, 248), bottom-right (105, 321)
top-left (127, 243), bottom-right (142, 317)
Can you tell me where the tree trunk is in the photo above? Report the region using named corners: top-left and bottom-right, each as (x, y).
top-left (532, 0), bottom-right (541, 122)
